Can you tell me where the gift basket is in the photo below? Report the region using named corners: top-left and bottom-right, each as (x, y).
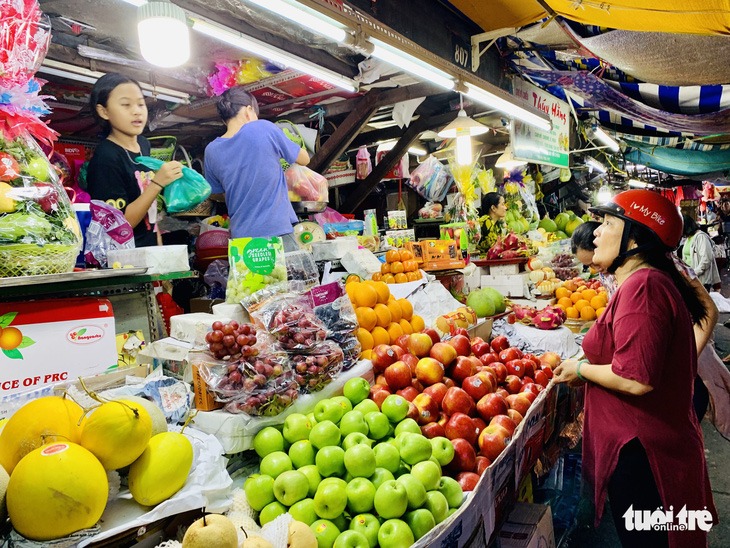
top-left (0, 0), bottom-right (81, 277)
top-left (501, 168), bottom-right (540, 234)
top-left (443, 159), bottom-right (482, 251)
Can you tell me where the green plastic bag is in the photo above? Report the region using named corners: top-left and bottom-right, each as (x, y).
top-left (136, 156), bottom-right (211, 214)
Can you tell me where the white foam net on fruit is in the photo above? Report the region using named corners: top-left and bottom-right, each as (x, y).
top-left (107, 470), bottom-right (121, 500)
top-left (227, 487), bottom-right (262, 544)
top-left (260, 513), bottom-right (293, 548)
top-left (154, 542), bottom-right (181, 548)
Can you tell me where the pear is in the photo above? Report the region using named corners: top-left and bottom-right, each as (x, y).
top-left (183, 514), bottom-right (238, 548)
top-left (288, 521), bottom-right (318, 548)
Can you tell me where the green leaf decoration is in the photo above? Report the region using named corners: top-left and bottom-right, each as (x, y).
top-left (0, 312), bottom-right (17, 328)
top-left (77, 328), bottom-right (87, 336)
top-left (18, 336), bottom-right (35, 349)
top-left (2, 348), bottom-right (22, 360)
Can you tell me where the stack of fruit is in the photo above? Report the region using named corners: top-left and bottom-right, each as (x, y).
top-left (537, 211), bottom-right (587, 241)
top-left (554, 278), bottom-right (607, 321)
top-left (372, 249), bottom-right (423, 284)
top-left (245, 377), bottom-right (465, 548)
top-left (0, 394), bottom-right (191, 541)
top-left (347, 280), bottom-right (425, 360)
top-left (464, 287), bottom-right (506, 318)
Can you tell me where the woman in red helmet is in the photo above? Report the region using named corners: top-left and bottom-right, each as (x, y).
top-left (554, 190), bottom-right (717, 547)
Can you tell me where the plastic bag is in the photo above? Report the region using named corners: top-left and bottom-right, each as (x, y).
top-left (310, 282), bottom-right (361, 370)
top-left (376, 146), bottom-right (410, 180)
top-left (408, 156), bottom-right (452, 202)
top-left (204, 259), bottom-right (229, 289)
top-left (135, 156), bottom-right (211, 214)
top-left (284, 250), bottom-right (319, 292)
top-left (251, 293), bottom-right (328, 351)
top-left (285, 164), bottom-right (328, 202)
top-left (226, 237), bottom-right (287, 304)
top-left (324, 221), bottom-right (364, 239)
top-left (418, 201), bottom-right (444, 219)
top-left (291, 340), bottom-right (344, 393)
top-left (356, 146), bottom-right (372, 179)
top-left (82, 200), bottom-right (135, 268)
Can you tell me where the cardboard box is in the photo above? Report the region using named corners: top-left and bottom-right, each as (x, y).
top-left (115, 330), bottom-right (146, 368)
top-left (0, 298), bottom-right (117, 397)
top-left (191, 362), bottom-right (222, 411)
top-left (498, 503), bottom-right (555, 548)
top-left (489, 263), bottom-right (521, 276)
top-left (482, 274), bottom-right (525, 298)
top-left (468, 318), bottom-right (493, 341)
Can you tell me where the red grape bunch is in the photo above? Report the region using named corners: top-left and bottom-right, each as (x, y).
top-left (271, 303), bottom-right (327, 350)
top-left (205, 320), bottom-right (258, 360)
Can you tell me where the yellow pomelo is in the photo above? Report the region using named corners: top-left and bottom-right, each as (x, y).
top-left (0, 396), bottom-right (83, 474)
top-left (0, 464), bottom-right (8, 521)
top-left (80, 400), bottom-right (152, 470)
top-left (7, 442), bottom-right (108, 540)
top-left (114, 395), bottom-right (167, 437)
top-left (129, 432), bottom-right (193, 506)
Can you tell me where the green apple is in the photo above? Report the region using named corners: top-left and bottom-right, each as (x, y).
top-left (312, 519), bottom-right (340, 548)
top-left (377, 519), bottom-right (414, 548)
top-left (448, 507), bottom-right (459, 517)
top-left (363, 412), bottom-right (390, 440)
top-left (299, 464), bottom-right (322, 497)
top-left (260, 501), bottom-right (287, 525)
top-left (394, 418), bottom-right (421, 436)
top-left (345, 477), bottom-right (376, 514)
top-left (405, 509), bottom-right (436, 540)
top-left (274, 470), bottom-right (309, 506)
top-left (396, 474), bottom-right (427, 510)
top-left (344, 444), bottom-right (376, 478)
top-left (342, 432), bottom-right (372, 450)
top-left (243, 474), bottom-right (275, 511)
top-left (430, 437), bottom-right (455, 467)
top-left (429, 456), bottom-right (443, 472)
top-left (373, 443), bottom-right (400, 474)
top-left (399, 434), bottom-right (432, 465)
top-left (314, 480), bottom-right (348, 520)
top-left (354, 399), bottom-right (379, 416)
top-left (333, 515), bottom-right (348, 533)
top-left (381, 395), bottom-right (409, 423)
top-left (253, 427), bottom-right (285, 458)
top-left (316, 446), bottom-right (346, 477)
top-left (344, 471), bottom-right (355, 483)
top-left (290, 440), bottom-right (316, 468)
top-left (260, 451), bottom-right (293, 478)
top-left (290, 498), bottom-right (318, 525)
top-left (340, 410), bottom-right (368, 437)
top-left (395, 461), bottom-right (410, 478)
top-left (334, 530), bottom-right (369, 548)
top-left (369, 467), bottom-right (395, 490)
top-left (373, 480), bottom-right (408, 519)
top-left (391, 432), bottom-right (411, 453)
top-left (411, 460), bottom-right (441, 491)
top-left (331, 396), bottom-right (353, 415)
top-left (424, 491), bottom-right (449, 524)
top-left (26, 157), bottom-right (49, 182)
top-left (310, 420), bottom-right (341, 450)
top-left (308, 412), bottom-right (317, 424)
top-left (343, 377), bottom-right (371, 405)
top-left (437, 476), bottom-right (464, 509)
top-left (349, 514), bottom-right (380, 548)
top-left (315, 399), bottom-right (346, 424)
top-left (284, 413), bottom-right (314, 443)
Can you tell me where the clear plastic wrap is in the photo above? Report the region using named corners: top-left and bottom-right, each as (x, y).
top-left (226, 236), bottom-right (287, 303)
top-left (310, 282), bottom-right (361, 370)
top-left (83, 200), bottom-right (134, 268)
top-left (250, 292), bottom-right (328, 351)
top-left (204, 259), bottom-right (229, 289)
top-left (285, 164), bottom-right (328, 202)
top-left (408, 156), bottom-right (452, 202)
top-left (291, 340), bottom-right (344, 393)
top-left (323, 221), bottom-right (364, 239)
top-left (284, 249), bottom-right (319, 292)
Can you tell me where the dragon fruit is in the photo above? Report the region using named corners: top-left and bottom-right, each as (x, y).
top-left (512, 304), bottom-right (537, 321)
top-left (544, 305), bottom-right (567, 323)
top-left (532, 311), bottom-right (562, 330)
top-left (503, 232), bottom-right (520, 251)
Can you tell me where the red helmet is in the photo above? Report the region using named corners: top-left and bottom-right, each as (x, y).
top-left (589, 189), bottom-right (683, 249)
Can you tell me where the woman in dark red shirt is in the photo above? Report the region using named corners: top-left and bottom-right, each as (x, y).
top-left (554, 190), bottom-right (717, 547)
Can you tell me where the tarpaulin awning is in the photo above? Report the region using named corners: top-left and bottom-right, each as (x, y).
top-left (625, 139), bottom-right (730, 175)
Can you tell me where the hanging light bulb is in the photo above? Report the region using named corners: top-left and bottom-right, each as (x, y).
top-left (597, 183), bottom-right (612, 205)
top-left (456, 133), bottom-right (472, 165)
top-left (138, 0), bottom-right (190, 68)
top-left (438, 94), bottom-right (488, 165)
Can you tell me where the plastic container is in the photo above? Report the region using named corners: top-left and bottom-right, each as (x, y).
top-left (364, 209), bottom-right (378, 236)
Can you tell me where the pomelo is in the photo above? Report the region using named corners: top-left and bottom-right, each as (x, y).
top-left (482, 287), bottom-right (506, 314)
top-left (7, 442), bottom-right (107, 540)
top-left (565, 215), bottom-right (584, 237)
top-left (538, 218), bottom-right (557, 233)
top-left (129, 432), bottom-right (193, 506)
top-left (554, 212), bottom-right (569, 231)
top-left (466, 290), bottom-right (495, 318)
top-left (114, 395), bottom-right (167, 437)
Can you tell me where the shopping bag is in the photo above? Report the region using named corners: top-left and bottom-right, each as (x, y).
top-left (135, 156), bottom-right (212, 214)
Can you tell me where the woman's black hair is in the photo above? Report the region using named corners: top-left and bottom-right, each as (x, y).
top-left (682, 214), bottom-right (699, 237)
top-left (217, 87), bottom-right (260, 123)
top-left (481, 192), bottom-right (503, 217)
top-left (571, 221), bottom-right (601, 254)
top-left (89, 73), bottom-right (144, 135)
top-left (628, 222), bottom-right (708, 325)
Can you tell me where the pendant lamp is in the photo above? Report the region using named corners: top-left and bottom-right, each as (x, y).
top-left (438, 95), bottom-right (489, 165)
top-left (138, 0), bottom-right (190, 68)
top-left (495, 145), bottom-right (527, 171)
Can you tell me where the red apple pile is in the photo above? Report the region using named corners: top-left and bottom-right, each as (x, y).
top-left (368, 328), bottom-right (560, 486)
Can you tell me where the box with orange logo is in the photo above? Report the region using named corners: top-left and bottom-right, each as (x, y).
top-left (0, 298), bottom-right (117, 397)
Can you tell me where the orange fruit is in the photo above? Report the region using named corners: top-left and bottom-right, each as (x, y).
top-left (394, 273), bottom-right (408, 283)
top-left (581, 289), bottom-right (597, 302)
top-left (399, 249), bottom-right (414, 261)
top-left (555, 287), bottom-right (571, 300)
top-left (399, 318), bottom-right (413, 334)
top-left (398, 299), bottom-right (413, 320)
top-left (410, 315), bottom-right (425, 332)
top-left (386, 249), bottom-right (400, 263)
top-left (590, 295), bottom-right (607, 310)
top-left (356, 328), bottom-right (374, 350)
top-left (557, 297), bottom-right (572, 309)
top-left (381, 262), bottom-right (391, 275)
top-left (406, 271), bottom-right (419, 282)
top-left (353, 284), bottom-right (378, 308)
top-left (566, 307), bottom-right (579, 319)
top-left (356, 307), bottom-right (377, 331)
top-left (414, 270), bottom-right (423, 280)
top-left (576, 285), bottom-right (587, 293)
top-left (390, 261), bottom-right (404, 274)
top-left (373, 303), bottom-right (392, 327)
top-left (371, 326), bottom-right (390, 346)
top-left (564, 280), bottom-right (576, 292)
top-left (361, 349), bottom-right (372, 360)
top-left (387, 301), bottom-right (403, 323)
top-left (388, 295), bottom-right (396, 302)
top-left (574, 299), bottom-right (590, 312)
top-left (596, 307), bottom-right (606, 318)
top-left (371, 272), bottom-right (382, 282)
top-left (403, 260), bottom-right (418, 273)
top-left (580, 306), bottom-right (597, 321)
top-left (556, 304), bottom-right (566, 312)
top-left (372, 281), bottom-right (390, 304)
top-left (570, 292), bottom-right (582, 304)
top-left (387, 322), bottom-right (404, 343)
top-left (382, 273), bottom-right (396, 284)
top-left (345, 282), bottom-right (359, 303)
top-left (346, 274), bottom-right (361, 285)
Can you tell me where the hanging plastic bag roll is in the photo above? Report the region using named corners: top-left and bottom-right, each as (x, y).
top-left (135, 156), bottom-right (211, 213)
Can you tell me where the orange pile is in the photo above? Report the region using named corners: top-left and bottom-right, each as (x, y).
top-left (346, 279), bottom-right (424, 359)
top-left (554, 283), bottom-right (607, 321)
top-left (372, 248), bottom-right (422, 284)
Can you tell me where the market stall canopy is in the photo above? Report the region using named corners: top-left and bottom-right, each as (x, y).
top-left (448, 0), bottom-right (730, 36)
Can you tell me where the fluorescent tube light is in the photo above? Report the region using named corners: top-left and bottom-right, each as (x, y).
top-left (377, 139), bottom-right (426, 156)
top-left (628, 179), bottom-right (649, 188)
top-left (585, 156), bottom-right (606, 173)
top-left (119, 0), bottom-right (148, 5)
top-left (191, 18), bottom-right (357, 92)
top-left (369, 40), bottom-right (455, 91)
top-left (245, 0), bottom-right (348, 42)
top-left (464, 83), bottom-right (551, 131)
top-left (591, 125), bottom-right (620, 152)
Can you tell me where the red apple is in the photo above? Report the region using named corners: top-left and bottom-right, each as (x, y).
top-left (500, 347), bottom-right (522, 363)
top-left (430, 342), bottom-right (457, 367)
top-left (476, 393), bottom-right (508, 421)
top-left (488, 363), bottom-right (508, 384)
top-left (391, 345), bottom-right (405, 359)
top-left (519, 390), bottom-right (537, 404)
top-left (422, 328), bottom-right (441, 345)
top-left (478, 425), bottom-right (510, 461)
top-left (523, 353), bottom-right (541, 368)
top-left (406, 401), bottom-right (420, 421)
top-left (415, 357), bottom-right (445, 386)
top-left (523, 361), bottom-right (535, 379)
top-left (540, 366), bottom-right (554, 380)
top-left (394, 335), bottom-right (411, 351)
top-left (489, 414), bottom-right (517, 437)
top-left (442, 387), bottom-right (476, 417)
top-left (504, 359), bottom-right (525, 378)
top-left (413, 393), bottom-right (439, 425)
top-left (411, 379), bottom-right (424, 392)
top-left (534, 370), bottom-right (549, 388)
top-left (423, 382), bottom-right (447, 408)
top-left (376, 375), bottom-right (388, 387)
top-left (471, 337), bottom-right (485, 347)
top-left (462, 373), bottom-right (492, 402)
top-left (471, 341), bottom-right (492, 358)
top-left (448, 335), bottom-right (471, 357)
top-left (408, 333), bottom-right (434, 358)
top-left (539, 352), bottom-right (561, 368)
top-left (372, 344), bottom-right (398, 373)
top-left (456, 472), bottom-right (480, 492)
top-left (490, 335), bottom-right (509, 353)
top-left (449, 356), bottom-right (477, 384)
top-left (401, 353), bottom-right (419, 376)
top-left (495, 388), bottom-right (510, 399)
top-left (521, 376), bottom-right (535, 386)
top-left (454, 327), bottom-right (470, 339)
top-left (475, 455), bottom-right (491, 475)
top-left (396, 386), bottom-right (419, 402)
top-left (507, 409), bottom-right (524, 426)
top-left (505, 394), bottom-right (532, 416)
top-left (479, 353), bottom-right (500, 367)
top-left (443, 377), bottom-right (456, 389)
top-left (480, 369), bottom-right (497, 391)
top-left (444, 412), bottom-right (478, 445)
top-left (385, 361), bottom-right (412, 390)
top-left (504, 375), bottom-right (522, 394)
top-left (437, 412), bottom-right (449, 428)
top-left (521, 383), bottom-right (541, 397)
top-left (448, 438), bottom-right (477, 472)
top-left (473, 417), bottom-right (487, 439)
top-left (421, 422), bottom-right (446, 439)
top-left (371, 388), bottom-right (391, 409)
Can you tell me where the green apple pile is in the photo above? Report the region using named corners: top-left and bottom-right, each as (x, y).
top-left (244, 378), bottom-right (465, 548)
